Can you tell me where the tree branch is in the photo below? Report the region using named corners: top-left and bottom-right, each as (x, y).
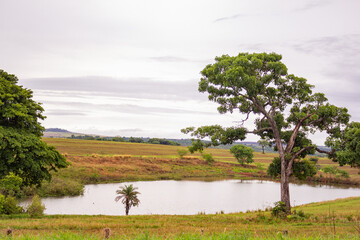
top-left (316, 147), bottom-right (335, 157)
top-left (246, 127), bottom-right (272, 134)
top-left (285, 113), bottom-right (315, 153)
top-left (287, 146), bottom-right (315, 176)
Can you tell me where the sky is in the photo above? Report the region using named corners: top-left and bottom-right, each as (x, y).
top-left (0, 0), bottom-right (359, 144)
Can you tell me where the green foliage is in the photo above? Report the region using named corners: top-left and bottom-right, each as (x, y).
top-left (320, 166), bottom-right (349, 178)
top-left (0, 70), bottom-right (69, 186)
top-left (292, 159), bottom-right (317, 180)
top-left (181, 52), bottom-right (353, 212)
top-left (129, 137), bottom-right (144, 143)
top-left (177, 149), bottom-right (188, 159)
top-left (287, 210), bottom-right (309, 221)
top-left (27, 195), bottom-right (45, 218)
top-left (148, 138), bottom-right (180, 146)
top-left (0, 194), bottom-right (23, 215)
top-left (257, 137), bottom-right (271, 154)
top-left (0, 70), bottom-right (45, 136)
top-left (115, 184), bottom-right (140, 215)
top-left (3, 195), bottom-right (23, 214)
top-left (0, 194), bottom-right (4, 213)
top-left (0, 172), bottom-right (23, 196)
top-left (326, 121), bottom-right (360, 168)
top-left (201, 153), bottom-right (215, 164)
top-left (309, 157), bottom-right (319, 164)
top-left (267, 157), bottom-right (317, 180)
top-left (181, 125), bottom-right (247, 153)
top-left (230, 145), bottom-right (254, 165)
top-left (271, 201), bottom-right (287, 218)
top-left (37, 177), bottom-right (84, 197)
top-left (0, 127), bottom-right (69, 186)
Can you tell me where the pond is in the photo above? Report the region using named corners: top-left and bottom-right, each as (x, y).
top-left (23, 180), bottom-right (360, 215)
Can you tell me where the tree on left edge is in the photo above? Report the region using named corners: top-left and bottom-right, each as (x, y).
top-left (0, 69), bottom-right (69, 186)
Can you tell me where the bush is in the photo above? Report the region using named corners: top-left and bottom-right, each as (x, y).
top-left (37, 177), bottom-right (84, 197)
top-left (27, 195), bottom-right (45, 218)
top-left (0, 194), bottom-right (23, 215)
top-left (320, 165), bottom-right (350, 178)
top-left (3, 195), bottom-right (23, 214)
top-left (202, 153), bottom-right (215, 164)
top-left (177, 149), bottom-right (188, 159)
top-left (271, 201), bottom-right (287, 218)
top-left (287, 209), bottom-right (309, 221)
top-left (0, 194), bottom-right (5, 214)
top-left (0, 172), bottom-right (23, 197)
top-left (268, 157), bottom-right (317, 180)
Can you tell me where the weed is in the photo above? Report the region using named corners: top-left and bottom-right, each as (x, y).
top-left (26, 195), bottom-right (45, 218)
top-left (271, 201), bottom-right (287, 218)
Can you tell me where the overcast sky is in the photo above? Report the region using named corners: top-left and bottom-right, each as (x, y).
top-left (1, 0), bottom-right (359, 144)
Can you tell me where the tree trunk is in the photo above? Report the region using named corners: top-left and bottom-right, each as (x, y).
top-left (262, 146), bottom-right (265, 154)
top-left (125, 201), bottom-right (130, 215)
top-left (280, 155), bottom-right (291, 214)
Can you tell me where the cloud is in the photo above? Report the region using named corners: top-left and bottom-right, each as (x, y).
top-left (46, 110), bottom-right (87, 116)
top-left (214, 13), bottom-right (249, 23)
top-left (150, 56), bottom-right (191, 62)
top-left (291, 34), bottom-right (360, 56)
top-left (20, 76), bottom-right (206, 101)
top-left (294, 0), bottom-right (332, 12)
top-left (290, 34), bottom-right (360, 122)
top-left (43, 100), bottom-right (216, 116)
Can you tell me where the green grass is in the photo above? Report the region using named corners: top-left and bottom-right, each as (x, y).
top-left (1, 231), bottom-right (359, 239)
top-left (1, 197), bottom-right (360, 239)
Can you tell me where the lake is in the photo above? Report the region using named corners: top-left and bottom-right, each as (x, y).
top-left (23, 180), bottom-right (360, 215)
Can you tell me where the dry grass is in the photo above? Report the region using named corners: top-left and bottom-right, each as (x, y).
top-left (43, 138), bottom-right (360, 184)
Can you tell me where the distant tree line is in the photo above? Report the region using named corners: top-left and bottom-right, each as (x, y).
top-left (68, 135), bottom-right (180, 146)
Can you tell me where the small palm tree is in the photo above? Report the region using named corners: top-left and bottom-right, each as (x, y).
top-left (115, 184), bottom-right (140, 215)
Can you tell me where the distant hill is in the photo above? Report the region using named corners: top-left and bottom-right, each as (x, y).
top-left (43, 128), bottom-right (329, 156)
top-left (43, 128), bottom-right (82, 138)
top-left (45, 128), bottom-right (71, 133)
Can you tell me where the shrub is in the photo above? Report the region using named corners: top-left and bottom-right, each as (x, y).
top-left (177, 149), bottom-right (188, 159)
top-left (287, 209), bottom-right (309, 221)
top-left (202, 153), bottom-right (214, 164)
top-left (27, 195), bottom-right (45, 218)
top-left (3, 195), bottom-right (23, 214)
top-left (0, 194), bottom-right (5, 214)
top-left (320, 165), bottom-right (350, 178)
top-left (271, 201), bottom-right (287, 218)
top-left (0, 194), bottom-right (23, 215)
top-left (309, 157), bottom-right (319, 164)
top-left (37, 177), bottom-right (84, 197)
top-left (0, 172), bottom-right (23, 197)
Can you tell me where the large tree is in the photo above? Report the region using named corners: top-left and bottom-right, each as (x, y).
top-left (182, 53), bottom-right (358, 213)
top-left (0, 70), bottom-right (69, 186)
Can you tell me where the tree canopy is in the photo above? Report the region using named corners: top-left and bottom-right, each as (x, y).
top-left (230, 145), bottom-right (254, 165)
top-left (182, 52), bottom-right (357, 213)
top-left (0, 70), bottom-right (69, 186)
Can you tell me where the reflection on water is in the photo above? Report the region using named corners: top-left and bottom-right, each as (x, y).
top-left (22, 180), bottom-right (360, 215)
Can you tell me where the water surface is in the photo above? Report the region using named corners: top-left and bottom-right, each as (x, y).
top-left (25, 180), bottom-right (360, 215)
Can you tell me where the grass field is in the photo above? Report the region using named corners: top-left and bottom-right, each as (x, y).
top-left (1, 138), bottom-right (360, 239)
top-left (42, 138), bottom-right (360, 188)
top-left (1, 197), bottom-right (360, 239)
